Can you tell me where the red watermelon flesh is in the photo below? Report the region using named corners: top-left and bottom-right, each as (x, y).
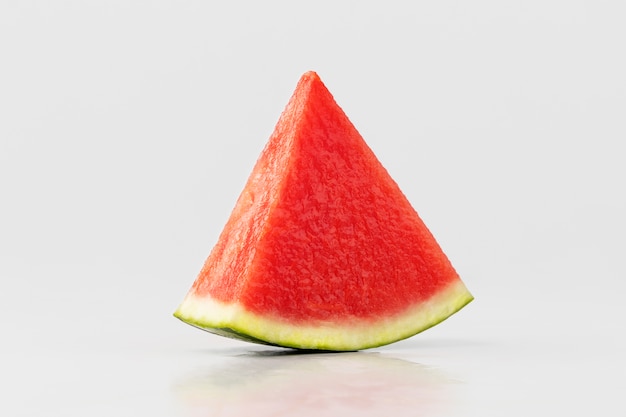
top-left (174, 71), bottom-right (473, 350)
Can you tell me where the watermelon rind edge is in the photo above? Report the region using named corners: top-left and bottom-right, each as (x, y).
top-left (173, 280), bottom-right (473, 351)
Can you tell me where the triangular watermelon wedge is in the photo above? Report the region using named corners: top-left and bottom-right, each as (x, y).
top-left (174, 71), bottom-right (473, 351)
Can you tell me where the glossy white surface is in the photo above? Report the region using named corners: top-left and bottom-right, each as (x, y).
top-left (2, 1), bottom-right (625, 416)
top-left (3, 283), bottom-right (624, 416)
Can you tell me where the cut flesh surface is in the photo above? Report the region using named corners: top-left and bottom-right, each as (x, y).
top-left (174, 71), bottom-right (473, 350)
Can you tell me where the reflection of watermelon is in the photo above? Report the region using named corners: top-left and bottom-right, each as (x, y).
top-left (174, 71), bottom-right (473, 350)
top-left (176, 352), bottom-right (450, 414)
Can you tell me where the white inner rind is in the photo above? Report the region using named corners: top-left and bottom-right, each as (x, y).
top-left (173, 280), bottom-right (473, 350)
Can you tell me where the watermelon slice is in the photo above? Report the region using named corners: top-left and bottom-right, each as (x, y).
top-left (174, 71), bottom-right (473, 351)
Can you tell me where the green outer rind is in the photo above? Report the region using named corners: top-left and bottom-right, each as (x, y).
top-left (173, 280), bottom-right (473, 351)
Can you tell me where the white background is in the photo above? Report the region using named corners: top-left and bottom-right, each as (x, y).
top-left (1, 1), bottom-right (624, 416)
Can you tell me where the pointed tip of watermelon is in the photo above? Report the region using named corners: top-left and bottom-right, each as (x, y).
top-left (296, 71), bottom-right (326, 93)
top-left (301, 70), bottom-right (321, 80)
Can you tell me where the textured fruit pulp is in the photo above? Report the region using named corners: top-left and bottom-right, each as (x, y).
top-left (191, 72), bottom-right (460, 324)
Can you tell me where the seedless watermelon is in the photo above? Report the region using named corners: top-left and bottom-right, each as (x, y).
top-left (174, 71), bottom-right (473, 350)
